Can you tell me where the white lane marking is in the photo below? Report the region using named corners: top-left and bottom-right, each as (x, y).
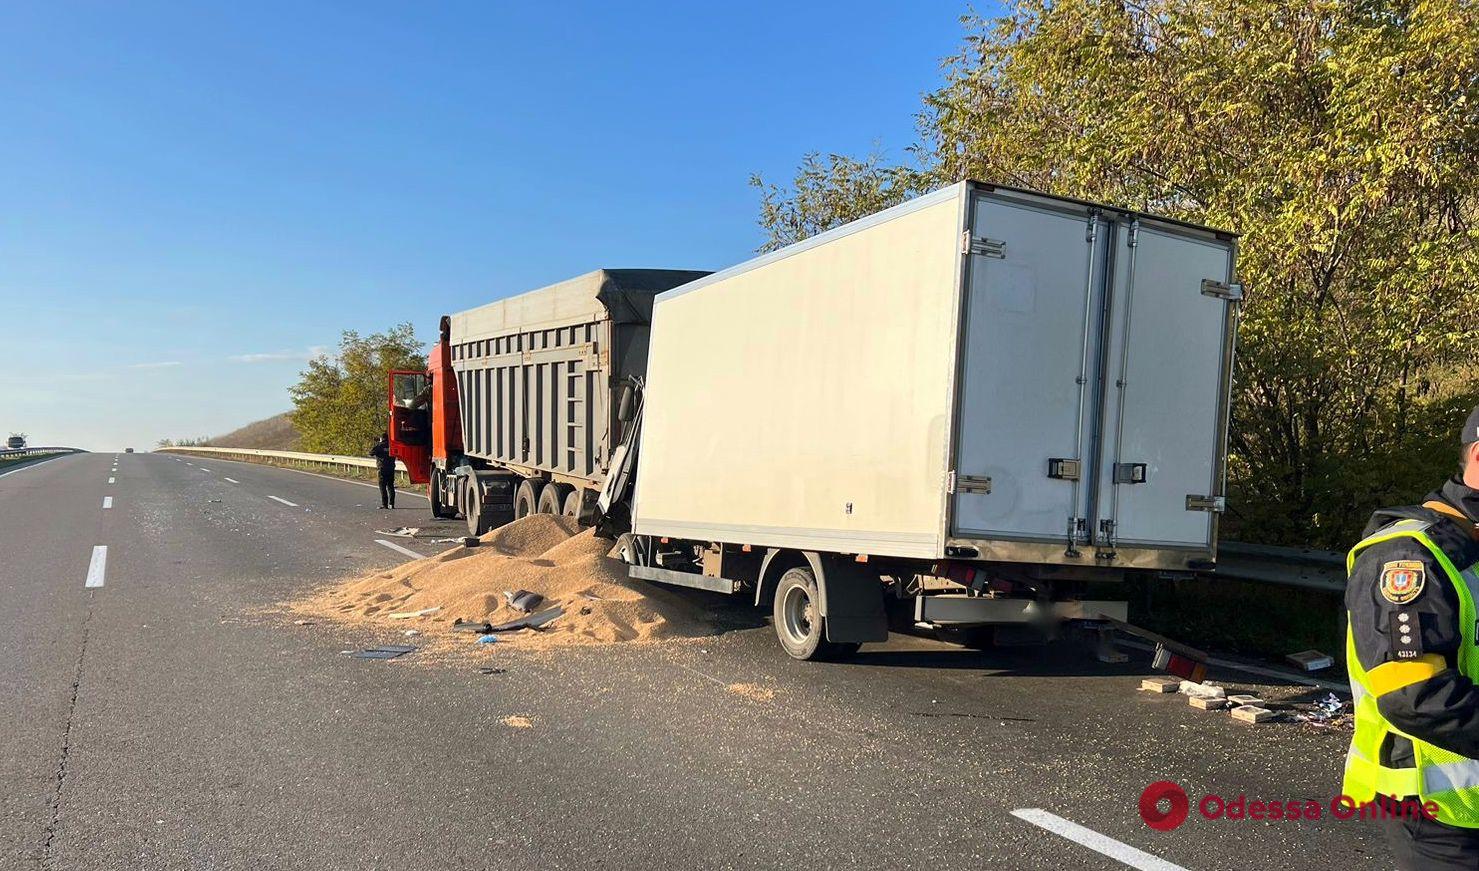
top-left (186, 455), bottom-right (428, 499)
top-left (185, 462), bottom-right (194, 466)
top-left (199, 468), bottom-right (211, 472)
top-left (102, 496), bottom-right (113, 509)
top-left (85, 546), bottom-right (108, 588)
top-left (224, 477), bottom-right (239, 484)
top-left (375, 539), bottom-right (423, 559)
top-left (107, 477), bottom-right (116, 484)
top-left (1010, 810), bottom-right (1188, 871)
top-left (267, 495), bottom-right (299, 507)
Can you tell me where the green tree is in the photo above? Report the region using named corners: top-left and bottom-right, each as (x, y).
top-left (289, 324), bottom-right (425, 456)
top-left (756, 0), bottom-right (1479, 547)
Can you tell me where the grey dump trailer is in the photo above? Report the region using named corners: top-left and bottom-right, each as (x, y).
top-left (597, 181), bottom-right (1241, 660)
top-left (401, 269), bottom-right (709, 535)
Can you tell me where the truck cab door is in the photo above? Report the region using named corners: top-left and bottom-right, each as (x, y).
top-left (387, 370), bottom-right (432, 484)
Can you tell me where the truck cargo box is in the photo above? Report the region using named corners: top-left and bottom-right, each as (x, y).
top-left (630, 182), bottom-right (1238, 571)
top-left (447, 268), bottom-right (709, 489)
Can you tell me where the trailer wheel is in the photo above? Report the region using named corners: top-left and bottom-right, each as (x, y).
top-left (536, 483), bottom-right (569, 515)
top-left (561, 488), bottom-right (581, 518)
top-left (513, 479), bottom-right (542, 520)
top-left (772, 566), bottom-right (850, 661)
top-left (465, 480), bottom-right (497, 537)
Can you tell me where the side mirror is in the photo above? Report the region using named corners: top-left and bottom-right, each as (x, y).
top-left (617, 383), bottom-right (636, 423)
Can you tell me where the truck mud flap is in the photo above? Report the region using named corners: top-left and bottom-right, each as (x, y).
top-left (820, 558), bottom-right (889, 644)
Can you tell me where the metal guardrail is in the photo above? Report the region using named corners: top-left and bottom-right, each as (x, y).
top-left (0, 446), bottom-right (84, 460)
top-left (156, 446), bottom-right (1347, 590)
top-left (157, 445), bottom-right (407, 474)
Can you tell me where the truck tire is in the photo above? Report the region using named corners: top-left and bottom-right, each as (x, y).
top-left (514, 479), bottom-right (542, 520)
top-left (429, 470), bottom-right (457, 520)
top-left (772, 566), bottom-right (854, 661)
top-left (536, 483), bottom-right (568, 515)
top-left (466, 480), bottom-right (498, 537)
top-left (561, 488), bottom-right (581, 518)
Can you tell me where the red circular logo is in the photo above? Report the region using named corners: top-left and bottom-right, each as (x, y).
top-left (1139, 781), bottom-right (1190, 831)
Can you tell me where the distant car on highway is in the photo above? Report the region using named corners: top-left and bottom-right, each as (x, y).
top-left (6, 434), bottom-right (25, 450)
top-left (125, 447), bottom-right (135, 453)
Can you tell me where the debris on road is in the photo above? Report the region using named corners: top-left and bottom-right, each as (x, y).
top-left (478, 667), bottom-right (506, 675)
top-left (477, 634), bottom-right (499, 644)
top-left (1293, 693), bottom-right (1353, 731)
top-left (293, 619), bottom-right (315, 626)
top-left (350, 644), bottom-right (417, 660)
top-left (1178, 680), bottom-right (1226, 700)
top-left (1232, 705), bottom-right (1276, 724)
top-left (1189, 696), bottom-right (1227, 711)
top-left (1227, 694), bottom-right (1265, 707)
top-left (376, 527), bottom-right (421, 538)
top-left (292, 515), bottom-right (712, 650)
top-left (503, 589), bottom-right (544, 612)
top-left (1139, 677), bottom-right (1180, 694)
top-left (502, 715), bottom-right (533, 729)
top-left (388, 606), bottom-right (440, 620)
top-left (726, 683), bottom-right (776, 702)
top-left (1286, 649), bottom-right (1335, 672)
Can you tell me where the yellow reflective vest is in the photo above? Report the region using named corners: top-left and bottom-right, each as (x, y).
top-left (1344, 518), bottom-right (1479, 827)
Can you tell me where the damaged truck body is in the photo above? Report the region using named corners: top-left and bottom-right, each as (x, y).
top-left (391, 181), bottom-right (1241, 660)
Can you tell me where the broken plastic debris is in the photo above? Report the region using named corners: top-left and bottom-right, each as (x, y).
top-left (387, 606), bottom-right (440, 620)
top-left (487, 606), bottom-right (564, 633)
top-left (477, 634), bottom-right (499, 644)
top-left (350, 645), bottom-right (416, 660)
top-left (376, 527), bottom-right (421, 538)
top-left (1178, 680), bottom-right (1226, 700)
top-left (454, 619), bottom-right (493, 634)
top-left (503, 589), bottom-right (545, 613)
top-left (1286, 649), bottom-right (1334, 672)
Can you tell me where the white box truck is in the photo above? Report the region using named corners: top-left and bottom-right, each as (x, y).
top-left (597, 180), bottom-right (1241, 659)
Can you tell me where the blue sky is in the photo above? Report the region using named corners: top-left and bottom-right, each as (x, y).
top-left (1, 1), bottom-right (976, 450)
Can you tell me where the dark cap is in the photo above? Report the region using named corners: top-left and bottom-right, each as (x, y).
top-left (1465, 406), bottom-right (1479, 446)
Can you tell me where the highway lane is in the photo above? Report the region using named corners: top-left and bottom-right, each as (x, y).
top-left (2, 452), bottom-right (1384, 869)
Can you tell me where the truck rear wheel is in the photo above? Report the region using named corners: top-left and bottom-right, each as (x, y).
top-left (466, 480), bottom-right (498, 537)
top-left (536, 483), bottom-right (569, 515)
top-left (772, 567), bottom-right (856, 661)
top-left (561, 488), bottom-right (581, 518)
top-left (514, 479), bottom-right (542, 520)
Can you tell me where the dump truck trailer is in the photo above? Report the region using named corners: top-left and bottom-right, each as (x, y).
top-left (596, 181), bottom-right (1241, 659)
top-left (387, 269), bottom-right (709, 535)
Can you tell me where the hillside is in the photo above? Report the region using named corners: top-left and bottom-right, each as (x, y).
top-left (208, 412), bottom-right (301, 451)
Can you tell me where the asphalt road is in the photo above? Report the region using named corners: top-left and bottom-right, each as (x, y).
top-left (1, 452), bottom-right (1388, 870)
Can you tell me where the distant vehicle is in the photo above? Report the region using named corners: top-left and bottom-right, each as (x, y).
top-left (6, 434), bottom-right (25, 450)
top-left (125, 447), bottom-right (135, 453)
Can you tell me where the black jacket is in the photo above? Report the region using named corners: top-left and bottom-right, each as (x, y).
top-left (1346, 477), bottom-right (1479, 765)
top-left (368, 441), bottom-right (394, 474)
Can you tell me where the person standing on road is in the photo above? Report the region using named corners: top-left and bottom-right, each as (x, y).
top-left (369, 433), bottom-right (396, 510)
top-left (1344, 406), bottom-right (1479, 869)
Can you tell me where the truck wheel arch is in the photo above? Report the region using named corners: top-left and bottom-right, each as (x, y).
top-left (755, 549), bottom-right (828, 614)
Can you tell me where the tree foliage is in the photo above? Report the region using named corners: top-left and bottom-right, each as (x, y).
top-left (755, 0), bottom-right (1479, 547)
top-left (289, 324), bottom-right (425, 456)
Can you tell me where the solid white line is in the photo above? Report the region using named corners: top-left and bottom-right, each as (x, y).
top-left (85, 546), bottom-right (108, 588)
top-left (1010, 810), bottom-right (1188, 871)
top-left (223, 477), bottom-right (239, 484)
top-left (107, 477), bottom-right (116, 484)
top-left (267, 495), bottom-right (299, 507)
top-left (102, 496), bottom-right (113, 509)
top-left (375, 539), bottom-right (423, 559)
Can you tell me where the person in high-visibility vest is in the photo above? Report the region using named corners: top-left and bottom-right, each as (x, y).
top-left (1345, 405), bottom-right (1479, 869)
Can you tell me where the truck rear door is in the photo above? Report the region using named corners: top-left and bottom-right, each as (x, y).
top-left (1093, 220), bottom-right (1237, 552)
top-left (951, 191), bottom-right (1108, 546)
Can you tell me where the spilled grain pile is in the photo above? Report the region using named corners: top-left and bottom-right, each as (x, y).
top-left (293, 515), bottom-right (712, 648)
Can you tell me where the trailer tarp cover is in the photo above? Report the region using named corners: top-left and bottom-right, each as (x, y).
top-left (450, 269), bottom-right (710, 341)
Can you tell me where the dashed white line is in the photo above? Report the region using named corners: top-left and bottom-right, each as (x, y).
top-left (102, 496), bottom-right (113, 509)
top-left (1010, 810), bottom-right (1188, 871)
top-left (267, 495), bottom-right (299, 507)
top-left (199, 468), bottom-right (211, 472)
top-left (107, 477), bottom-right (116, 484)
top-left (224, 477), bottom-right (239, 484)
top-left (374, 539), bottom-right (423, 559)
top-left (85, 546), bottom-right (108, 588)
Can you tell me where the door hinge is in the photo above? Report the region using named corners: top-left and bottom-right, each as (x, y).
top-left (1200, 279), bottom-right (1244, 301)
top-left (958, 474), bottom-right (993, 495)
top-left (961, 232), bottom-right (1006, 259)
top-left (1047, 458), bottom-right (1081, 481)
top-left (1186, 494), bottom-right (1226, 513)
top-left (1126, 219), bottom-right (1140, 248)
top-left (1085, 211), bottom-right (1099, 243)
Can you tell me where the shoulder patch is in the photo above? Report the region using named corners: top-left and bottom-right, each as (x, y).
top-left (1380, 560), bottom-right (1427, 604)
